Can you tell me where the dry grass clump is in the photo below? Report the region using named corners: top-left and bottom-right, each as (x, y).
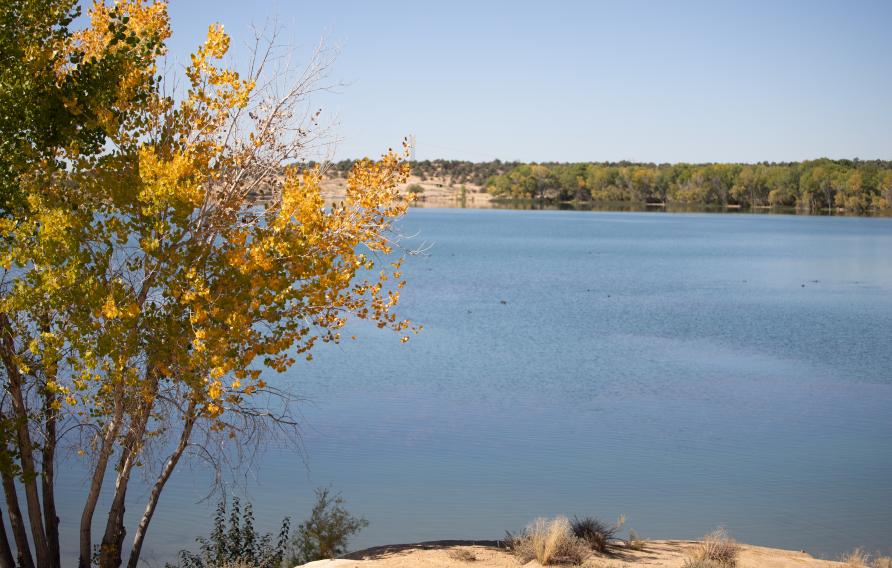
top-left (687, 528), bottom-right (740, 568)
top-left (504, 516), bottom-right (590, 565)
top-left (626, 529), bottom-right (645, 551)
top-left (448, 548), bottom-right (477, 562)
top-left (842, 549), bottom-right (870, 567)
top-left (840, 549), bottom-right (892, 568)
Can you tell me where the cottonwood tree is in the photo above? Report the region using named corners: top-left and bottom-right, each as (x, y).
top-left (0, 2), bottom-right (417, 568)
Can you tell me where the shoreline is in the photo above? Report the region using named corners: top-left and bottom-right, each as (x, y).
top-left (402, 199), bottom-right (892, 219)
top-left (297, 539), bottom-right (856, 567)
top-left (317, 173), bottom-right (892, 217)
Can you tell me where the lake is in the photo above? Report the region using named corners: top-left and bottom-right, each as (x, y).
top-left (54, 208), bottom-right (892, 564)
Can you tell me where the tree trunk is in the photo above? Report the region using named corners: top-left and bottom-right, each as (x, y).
top-left (0, 504), bottom-right (15, 568)
top-left (98, 377), bottom-right (158, 568)
top-left (42, 390), bottom-right (61, 568)
top-left (1, 468), bottom-right (34, 568)
top-left (79, 395), bottom-right (125, 568)
top-left (97, 426), bottom-right (142, 568)
top-left (37, 315), bottom-right (61, 568)
top-left (126, 400), bottom-right (198, 568)
top-left (0, 315), bottom-right (49, 567)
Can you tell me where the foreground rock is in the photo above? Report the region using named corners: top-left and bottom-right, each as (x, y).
top-left (296, 539), bottom-right (845, 567)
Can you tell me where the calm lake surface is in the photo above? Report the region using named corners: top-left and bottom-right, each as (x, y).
top-left (55, 209), bottom-right (892, 564)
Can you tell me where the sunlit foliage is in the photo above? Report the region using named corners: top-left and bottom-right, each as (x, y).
top-left (0, 2), bottom-right (416, 568)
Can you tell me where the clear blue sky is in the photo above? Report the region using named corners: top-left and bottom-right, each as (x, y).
top-left (164, 0), bottom-right (892, 163)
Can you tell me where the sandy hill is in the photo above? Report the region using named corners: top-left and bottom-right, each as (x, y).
top-left (320, 174), bottom-right (493, 207)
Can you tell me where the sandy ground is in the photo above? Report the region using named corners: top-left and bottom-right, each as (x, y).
top-left (319, 174), bottom-right (494, 207)
top-left (296, 540), bottom-right (846, 568)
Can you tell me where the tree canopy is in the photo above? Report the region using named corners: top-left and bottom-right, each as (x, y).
top-left (0, 2), bottom-right (417, 568)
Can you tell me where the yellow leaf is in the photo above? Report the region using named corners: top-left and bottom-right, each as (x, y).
top-left (102, 296), bottom-right (120, 319)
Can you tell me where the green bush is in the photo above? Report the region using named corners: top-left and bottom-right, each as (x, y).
top-left (168, 497), bottom-right (290, 568)
top-left (288, 487), bottom-right (368, 564)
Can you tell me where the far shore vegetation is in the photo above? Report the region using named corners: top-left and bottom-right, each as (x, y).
top-left (324, 158), bottom-right (892, 215)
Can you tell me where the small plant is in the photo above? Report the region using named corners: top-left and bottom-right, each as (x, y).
top-left (406, 183), bottom-right (425, 194)
top-left (168, 497), bottom-right (290, 568)
top-left (626, 529), bottom-right (644, 551)
top-left (504, 528), bottom-right (537, 563)
top-left (448, 548), bottom-right (477, 562)
top-left (571, 515), bottom-right (624, 553)
top-left (288, 487), bottom-right (368, 564)
top-left (504, 516), bottom-right (589, 565)
top-left (841, 548), bottom-right (870, 567)
top-left (688, 528), bottom-right (740, 568)
top-left (841, 550), bottom-right (892, 568)
top-left (504, 528), bottom-right (533, 563)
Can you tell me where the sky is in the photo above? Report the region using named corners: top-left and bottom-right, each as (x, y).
top-left (163, 0), bottom-right (892, 163)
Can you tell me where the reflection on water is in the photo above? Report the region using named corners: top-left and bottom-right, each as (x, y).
top-left (53, 209), bottom-right (892, 564)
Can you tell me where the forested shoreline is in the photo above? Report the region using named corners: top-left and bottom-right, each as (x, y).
top-left (326, 159), bottom-right (892, 213)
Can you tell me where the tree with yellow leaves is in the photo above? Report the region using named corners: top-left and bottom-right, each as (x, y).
top-left (0, 2), bottom-right (417, 567)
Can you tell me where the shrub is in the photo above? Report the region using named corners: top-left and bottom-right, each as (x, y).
top-left (626, 529), bottom-right (644, 551)
top-left (289, 487), bottom-right (369, 564)
top-left (503, 528), bottom-right (537, 563)
top-left (504, 516), bottom-right (589, 565)
top-left (448, 548), bottom-right (477, 562)
top-left (571, 515), bottom-right (623, 553)
top-left (874, 556), bottom-right (892, 568)
top-left (406, 183), bottom-right (425, 194)
top-left (168, 497), bottom-right (290, 568)
top-left (688, 528), bottom-right (740, 568)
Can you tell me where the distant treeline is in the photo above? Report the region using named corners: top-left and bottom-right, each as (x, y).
top-left (486, 160), bottom-right (892, 212)
top-left (322, 158), bottom-right (892, 213)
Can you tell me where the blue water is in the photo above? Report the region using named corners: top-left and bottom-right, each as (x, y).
top-left (53, 209), bottom-right (892, 564)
